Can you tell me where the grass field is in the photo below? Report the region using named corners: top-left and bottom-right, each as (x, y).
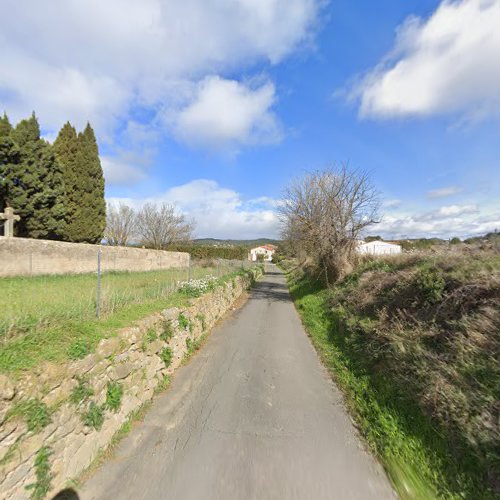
top-left (0, 262), bottom-right (251, 375)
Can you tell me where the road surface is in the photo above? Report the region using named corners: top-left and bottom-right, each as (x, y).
top-left (81, 265), bottom-right (394, 500)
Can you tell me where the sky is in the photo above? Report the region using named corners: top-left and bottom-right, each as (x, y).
top-left (1, 0), bottom-right (499, 240)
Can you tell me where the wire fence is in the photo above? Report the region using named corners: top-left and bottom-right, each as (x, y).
top-left (0, 254), bottom-right (255, 338)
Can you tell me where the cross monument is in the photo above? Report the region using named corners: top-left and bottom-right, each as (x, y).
top-left (0, 207), bottom-right (20, 237)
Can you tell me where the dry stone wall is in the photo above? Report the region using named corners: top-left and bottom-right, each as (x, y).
top-left (0, 237), bottom-right (189, 277)
top-left (0, 269), bottom-right (260, 499)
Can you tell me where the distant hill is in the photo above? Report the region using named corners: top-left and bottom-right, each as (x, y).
top-left (193, 238), bottom-right (281, 249)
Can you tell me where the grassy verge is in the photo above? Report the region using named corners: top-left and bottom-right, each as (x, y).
top-left (286, 253), bottom-right (498, 499)
top-left (0, 265), bottom-right (241, 337)
top-left (0, 266), bottom-right (259, 376)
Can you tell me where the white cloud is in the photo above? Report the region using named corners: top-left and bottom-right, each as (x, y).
top-left (351, 0), bottom-right (500, 121)
top-left (108, 179), bottom-right (280, 239)
top-left (101, 156), bottom-right (148, 186)
top-left (0, 0), bottom-right (321, 148)
top-left (427, 186), bottom-right (463, 198)
top-left (169, 76), bottom-right (281, 151)
top-left (375, 204), bottom-right (498, 239)
top-left (435, 204), bottom-right (478, 217)
top-left (382, 199), bottom-right (402, 208)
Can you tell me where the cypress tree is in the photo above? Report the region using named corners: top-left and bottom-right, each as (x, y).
top-left (54, 122), bottom-right (79, 241)
top-left (0, 113), bottom-right (19, 212)
top-left (8, 113), bottom-right (66, 239)
top-left (71, 123), bottom-right (106, 243)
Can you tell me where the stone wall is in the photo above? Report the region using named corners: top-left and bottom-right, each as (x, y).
top-left (0, 237), bottom-right (189, 277)
top-left (0, 269), bottom-right (260, 499)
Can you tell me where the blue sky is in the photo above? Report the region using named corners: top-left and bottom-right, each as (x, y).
top-left (1, 0), bottom-right (499, 239)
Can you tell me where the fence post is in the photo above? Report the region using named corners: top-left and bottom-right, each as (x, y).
top-left (188, 254), bottom-right (192, 281)
top-left (96, 249), bottom-right (102, 318)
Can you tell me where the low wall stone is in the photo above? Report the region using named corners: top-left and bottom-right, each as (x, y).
top-left (0, 237), bottom-right (189, 277)
top-left (0, 269), bottom-right (261, 499)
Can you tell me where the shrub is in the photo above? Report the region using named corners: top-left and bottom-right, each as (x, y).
top-left (160, 320), bottom-right (173, 342)
top-left (186, 337), bottom-right (193, 352)
top-left (69, 377), bottom-right (93, 406)
top-left (145, 328), bottom-right (157, 343)
top-left (414, 266), bottom-right (446, 304)
top-left (83, 402), bottom-right (104, 430)
top-left (166, 244), bottom-right (248, 260)
top-left (25, 446), bottom-right (52, 500)
top-left (159, 347), bottom-right (173, 367)
top-left (105, 382), bottom-right (123, 412)
top-left (178, 313), bottom-right (189, 330)
top-left (67, 339), bottom-right (92, 360)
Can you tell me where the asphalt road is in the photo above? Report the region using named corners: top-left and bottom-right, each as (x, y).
top-left (81, 265), bottom-right (395, 500)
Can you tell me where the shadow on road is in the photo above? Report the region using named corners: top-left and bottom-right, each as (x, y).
top-left (251, 280), bottom-right (291, 303)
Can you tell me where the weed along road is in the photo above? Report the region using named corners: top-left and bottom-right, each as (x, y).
top-left (81, 265), bottom-right (394, 500)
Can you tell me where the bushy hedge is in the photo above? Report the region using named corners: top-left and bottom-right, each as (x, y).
top-left (167, 244), bottom-right (248, 260)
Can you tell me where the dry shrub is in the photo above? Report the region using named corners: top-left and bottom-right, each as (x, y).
top-left (330, 249), bottom-right (500, 490)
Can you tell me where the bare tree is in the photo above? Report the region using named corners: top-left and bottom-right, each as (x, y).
top-left (136, 202), bottom-right (194, 249)
top-left (105, 203), bottom-right (137, 246)
top-left (279, 165), bottom-right (380, 283)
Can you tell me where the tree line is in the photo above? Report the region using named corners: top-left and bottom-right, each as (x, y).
top-left (0, 112), bottom-right (105, 242)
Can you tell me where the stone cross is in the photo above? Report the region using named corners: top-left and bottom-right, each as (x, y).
top-left (0, 207), bottom-right (20, 237)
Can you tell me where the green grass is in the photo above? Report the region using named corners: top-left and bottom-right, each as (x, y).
top-left (287, 274), bottom-right (496, 500)
top-left (83, 402), bottom-right (104, 431)
top-left (105, 382), bottom-right (123, 412)
top-left (6, 399), bottom-right (51, 433)
top-left (25, 446), bottom-right (52, 500)
top-left (177, 313), bottom-right (189, 330)
top-left (69, 377), bottom-right (94, 406)
top-left (0, 266), bottom-right (229, 338)
top-left (159, 347), bottom-right (173, 367)
top-left (0, 265), bottom-right (257, 376)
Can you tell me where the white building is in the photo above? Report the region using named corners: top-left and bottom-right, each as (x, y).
top-left (356, 240), bottom-right (402, 256)
top-left (249, 245), bottom-right (276, 262)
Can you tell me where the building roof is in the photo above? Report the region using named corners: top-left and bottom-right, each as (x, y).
top-left (250, 245), bottom-right (276, 252)
top-left (359, 241), bottom-right (401, 248)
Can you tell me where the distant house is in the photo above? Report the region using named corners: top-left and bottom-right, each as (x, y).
top-left (356, 240), bottom-right (402, 256)
top-left (249, 244), bottom-right (276, 262)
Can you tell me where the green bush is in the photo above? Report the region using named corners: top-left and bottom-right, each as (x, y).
top-left (105, 382), bottom-right (123, 412)
top-left (145, 328), bottom-right (157, 343)
top-left (186, 337), bottom-right (193, 352)
top-left (166, 244), bottom-right (248, 260)
top-left (159, 347), bottom-right (173, 367)
top-left (178, 313), bottom-right (189, 330)
top-left (69, 377), bottom-right (93, 405)
top-left (414, 266), bottom-right (446, 304)
top-left (160, 320), bottom-right (174, 342)
top-left (83, 402), bottom-right (104, 430)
